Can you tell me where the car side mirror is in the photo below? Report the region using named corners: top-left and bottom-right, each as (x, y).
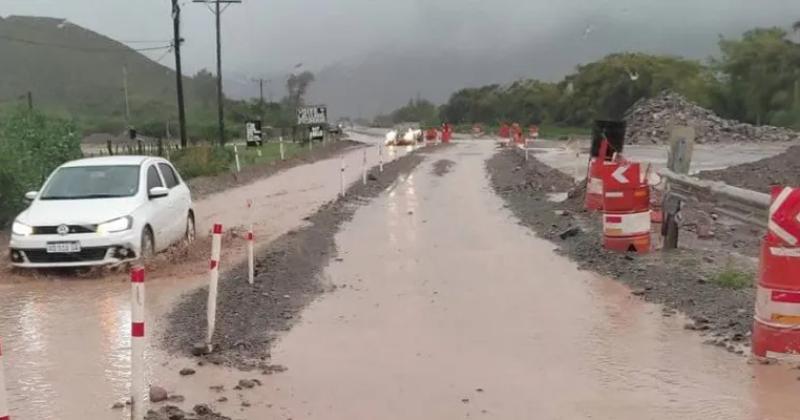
top-left (24, 191), bottom-right (38, 201)
top-left (149, 186), bottom-right (169, 199)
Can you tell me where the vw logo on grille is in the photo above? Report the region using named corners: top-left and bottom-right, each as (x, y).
top-left (56, 224), bottom-right (70, 236)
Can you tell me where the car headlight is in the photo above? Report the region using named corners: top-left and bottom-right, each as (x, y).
top-left (12, 221), bottom-right (33, 236)
top-left (97, 216), bottom-right (133, 235)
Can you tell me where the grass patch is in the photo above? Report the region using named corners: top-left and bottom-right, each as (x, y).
top-left (711, 267), bottom-right (753, 289)
top-left (171, 141), bottom-right (306, 180)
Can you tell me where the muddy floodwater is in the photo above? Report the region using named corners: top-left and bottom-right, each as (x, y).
top-left (210, 142), bottom-right (799, 419)
top-left (0, 133), bottom-right (409, 419)
top-left (2, 140), bottom-right (800, 419)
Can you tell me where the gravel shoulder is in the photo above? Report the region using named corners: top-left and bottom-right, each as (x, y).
top-left (486, 147), bottom-right (755, 355)
top-left (163, 145), bottom-right (443, 369)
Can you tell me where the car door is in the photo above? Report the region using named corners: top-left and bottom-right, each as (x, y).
top-left (145, 164), bottom-right (171, 250)
top-left (157, 162), bottom-right (188, 244)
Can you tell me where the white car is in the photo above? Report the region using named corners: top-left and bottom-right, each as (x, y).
top-left (9, 156), bottom-right (195, 268)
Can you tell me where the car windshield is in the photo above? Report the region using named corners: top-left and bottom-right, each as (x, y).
top-left (39, 165), bottom-right (140, 200)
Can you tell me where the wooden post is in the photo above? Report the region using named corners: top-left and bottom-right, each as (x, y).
top-left (662, 126), bottom-right (695, 251)
top-left (107, 139), bottom-right (114, 156)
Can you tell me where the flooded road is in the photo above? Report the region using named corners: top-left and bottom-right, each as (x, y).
top-left (2, 139), bottom-right (800, 419)
top-left (199, 141), bottom-right (799, 419)
top-left (0, 132), bottom-right (410, 419)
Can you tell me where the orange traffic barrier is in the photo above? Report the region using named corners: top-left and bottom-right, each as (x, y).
top-left (585, 140), bottom-right (619, 211)
top-left (499, 123), bottom-right (510, 139)
top-left (752, 186), bottom-right (800, 358)
top-left (425, 128), bottom-right (438, 142)
top-left (602, 162), bottom-right (651, 254)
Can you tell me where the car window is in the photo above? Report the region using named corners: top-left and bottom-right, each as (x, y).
top-left (40, 165), bottom-right (139, 200)
top-left (158, 163), bottom-right (180, 188)
top-left (147, 165), bottom-right (163, 190)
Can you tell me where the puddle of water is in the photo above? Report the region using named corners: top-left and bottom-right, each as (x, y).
top-left (0, 131), bottom-right (407, 419)
top-left (215, 141), bottom-right (800, 420)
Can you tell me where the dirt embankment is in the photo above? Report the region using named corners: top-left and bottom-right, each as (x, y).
top-left (487, 148), bottom-right (755, 355)
top-left (163, 145), bottom-right (441, 370)
top-left (698, 145), bottom-right (800, 193)
top-left (188, 139), bottom-right (363, 199)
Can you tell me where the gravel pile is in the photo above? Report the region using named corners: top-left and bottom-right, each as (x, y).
top-left (699, 145), bottom-right (800, 193)
top-left (624, 91), bottom-right (800, 144)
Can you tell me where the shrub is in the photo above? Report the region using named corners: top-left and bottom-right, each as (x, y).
top-left (0, 109), bottom-right (82, 226)
top-left (170, 146), bottom-right (233, 179)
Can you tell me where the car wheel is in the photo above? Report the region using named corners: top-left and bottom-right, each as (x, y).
top-left (140, 227), bottom-right (155, 260)
top-left (185, 214), bottom-right (196, 243)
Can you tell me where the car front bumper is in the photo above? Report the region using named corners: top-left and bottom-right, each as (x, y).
top-left (9, 230), bottom-right (140, 268)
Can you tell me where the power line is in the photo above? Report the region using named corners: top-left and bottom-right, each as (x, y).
top-left (0, 34), bottom-right (172, 53)
top-left (193, 0), bottom-right (242, 146)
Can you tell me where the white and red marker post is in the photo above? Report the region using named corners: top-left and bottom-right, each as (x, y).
top-left (246, 199), bottom-right (255, 286)
top-left (340, 157), bottom-right (346, 197)
top-left (0, 337), bottom-right (9, 420)
top-left (207, 224), bottom-right (223, 351)
top-left (130, 267), bottom-right (146, 420)
top-left (362, 149), bottom-right (367, 185)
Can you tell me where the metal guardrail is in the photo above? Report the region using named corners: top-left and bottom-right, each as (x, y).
top-left (658, 169), bottom-right (770, 228)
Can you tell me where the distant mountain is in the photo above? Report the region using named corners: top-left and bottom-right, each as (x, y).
top-left (0, 15), bottom-right (205, 130)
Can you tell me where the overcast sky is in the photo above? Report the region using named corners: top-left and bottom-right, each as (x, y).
top-left (2, 0), bottom-right (799, 80)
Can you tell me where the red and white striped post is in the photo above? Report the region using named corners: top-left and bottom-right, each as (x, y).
top-left (379, 145), bottom-right (384, 173)
top-left (246, 200), bottom-right (255, 286)
top-left (340, 157), bottom-right (346, 197)
top-left (247, 229), bottom-right (255, 285)
top-left (206, 224), bottom-right (223, 351)
top-left (130, 267), bottom-right (146, 420)
top-left (0, 338), bottom-right (9, 420)
top-left (362, 149), bottom-right (367, 185)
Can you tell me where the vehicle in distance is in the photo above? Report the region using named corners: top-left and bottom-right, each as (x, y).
top-left (9, 156), bottom-right (195, 268)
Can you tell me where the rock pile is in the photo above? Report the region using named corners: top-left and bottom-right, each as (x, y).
top-left (624, 91), bottom-right (800, 144)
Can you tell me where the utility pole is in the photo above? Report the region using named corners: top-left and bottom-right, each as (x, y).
top-left (122, 65), bottom-right (131, 129)
top-left (172, 0), bottom-right (188, 148)
top-left (26, 91), bottom-right (32, 110)
top-left (259, 78), bottom-right (264, 106)
top-left (194, 0), bottom-right (241, 147)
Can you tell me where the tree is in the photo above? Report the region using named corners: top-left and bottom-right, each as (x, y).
top-left (286, 71), bottom-right (315, 107)
top-left (715, 28), bottom-right (800, 126)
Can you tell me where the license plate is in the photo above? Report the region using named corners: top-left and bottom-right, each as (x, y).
top-left (46, 242), bottom-right (81, 253)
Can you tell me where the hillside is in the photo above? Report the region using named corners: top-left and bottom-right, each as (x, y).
top-left (0, 15), bottom-right (206, 133)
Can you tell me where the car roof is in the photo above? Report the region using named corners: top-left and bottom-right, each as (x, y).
top-left (60, 155), bottom-right (165, 168)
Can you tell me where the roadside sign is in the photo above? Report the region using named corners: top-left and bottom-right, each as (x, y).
top-left (309, 125), bottom-right (324, 141)
top-left (246, 120), bottom-right (262, 145)
top-left (667, 126), bottom-right (695, 175)
top-left (297, 106), bottom-right (328, 125)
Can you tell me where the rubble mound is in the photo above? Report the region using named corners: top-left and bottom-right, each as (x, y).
top-left (624, 91), bottom-right (800, 144)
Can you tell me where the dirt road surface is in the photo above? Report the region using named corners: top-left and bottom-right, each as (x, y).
top-left (3, 139), bottom-right (800, 419)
